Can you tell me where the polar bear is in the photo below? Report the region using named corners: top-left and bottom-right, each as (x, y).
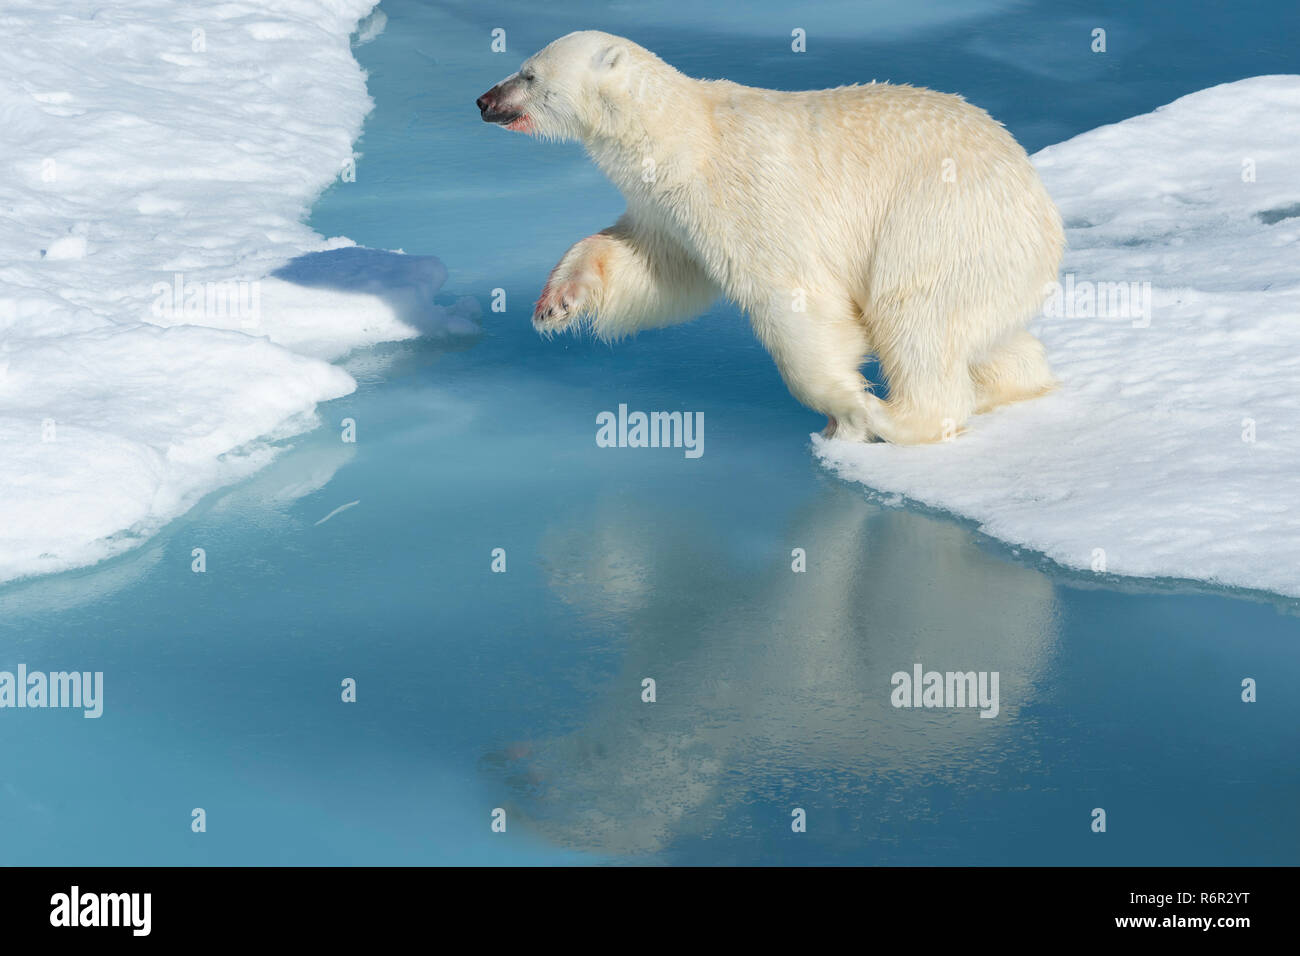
top-left (477, 31), bottom-right (1063, 443)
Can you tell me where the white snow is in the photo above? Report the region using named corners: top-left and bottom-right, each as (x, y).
top-left (0, 0), bottom-right (477, 584)
top-left (816, 76), bottom-right (1300, 597)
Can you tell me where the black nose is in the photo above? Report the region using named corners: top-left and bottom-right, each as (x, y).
top-left (476, 93), bottom-right (492, 113)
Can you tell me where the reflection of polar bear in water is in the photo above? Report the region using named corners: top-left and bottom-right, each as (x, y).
top-left (484, 487), bottom-right (1059, 856)
top-left (477, 31), bottom-right (1063, 443)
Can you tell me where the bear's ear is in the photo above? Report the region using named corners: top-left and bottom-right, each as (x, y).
top-left (595, 43), bottom-right (625, 72)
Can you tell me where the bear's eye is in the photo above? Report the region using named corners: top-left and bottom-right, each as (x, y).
top-left (522, 70), bottom-right (536, 83)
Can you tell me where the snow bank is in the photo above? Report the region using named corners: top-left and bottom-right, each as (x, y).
top-left (0, 0), bottom-right (477, 584)
top-left (816, 76), bottom-right (1300, 597)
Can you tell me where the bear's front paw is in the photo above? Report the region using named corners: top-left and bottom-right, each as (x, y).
top-left (532, 276), bottom-right (592, 335)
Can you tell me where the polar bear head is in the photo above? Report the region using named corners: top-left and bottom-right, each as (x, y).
top-left (476, 31), bottom-right (648, 142)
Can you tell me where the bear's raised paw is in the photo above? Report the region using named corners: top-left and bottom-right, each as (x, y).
top-left (532, 276), bottom-right (594, 335)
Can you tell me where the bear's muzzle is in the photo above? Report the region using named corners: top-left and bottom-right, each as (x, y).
top-left (476, 85), bottom-right (522, 126)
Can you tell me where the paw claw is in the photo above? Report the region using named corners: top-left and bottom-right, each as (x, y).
top-left (532, 276), bottom-right (592, 334)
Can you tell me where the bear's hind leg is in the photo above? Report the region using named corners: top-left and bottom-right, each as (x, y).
top-left (757, 300), bottom-right (896, 443)
top-left (970, 329), bottom-right (1057, 414)
top-left (869, 319), bottom-right (978, 445)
